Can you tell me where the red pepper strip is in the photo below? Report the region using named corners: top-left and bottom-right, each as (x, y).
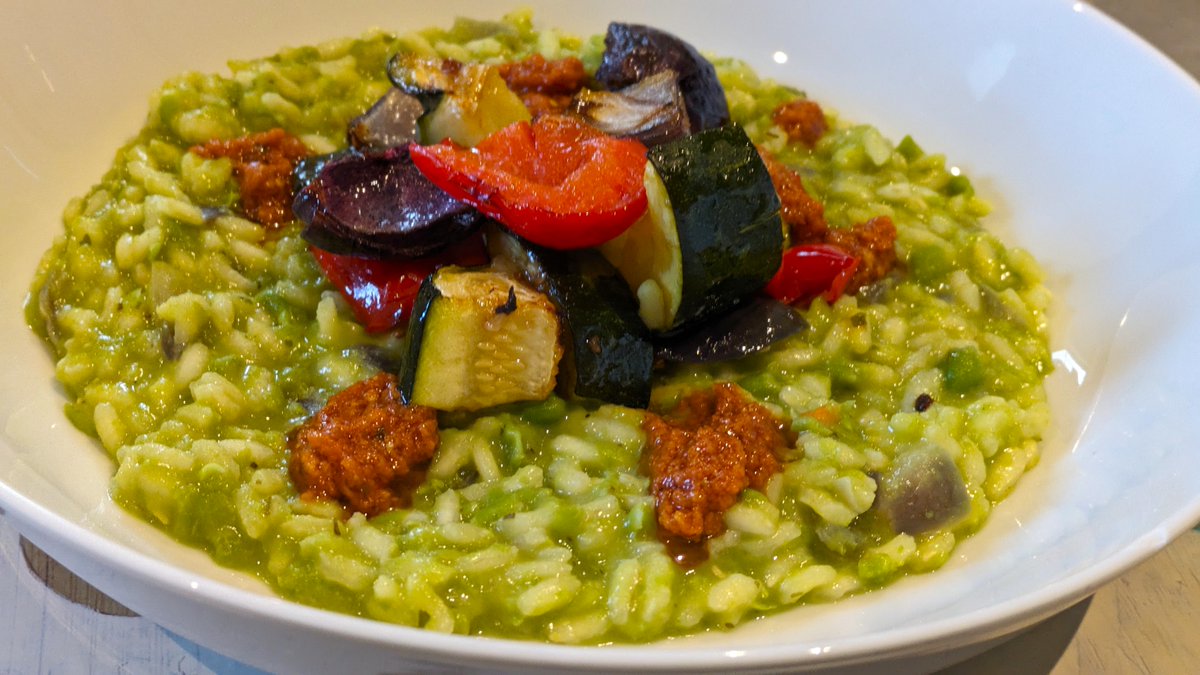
top-left (310, 235), bottom-right (489, 333)
top-left (765, 244), bottom-right (860, 306)
top-left (409, 115), bottom-right (648, 250)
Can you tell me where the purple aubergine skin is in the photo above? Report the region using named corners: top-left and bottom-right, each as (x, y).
top-left (654, 297), bottom-right (807, 364)
top-left (594, 22), bottom-right (731, 133)
top-left (293, 147), bottom-right (482, 259)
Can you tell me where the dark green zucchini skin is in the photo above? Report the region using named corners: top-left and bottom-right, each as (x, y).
top-left (655, 297), bottom-right (808, 364)
top-left (651, 124), bottom-right (784, 334)
top-left (491, 231), bottom-right (654, 408)
top-left (547, 254), bottom-right (654, 408)
top-left (396, 273), bottom-right (441, 405)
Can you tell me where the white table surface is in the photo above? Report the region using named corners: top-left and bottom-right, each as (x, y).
top-left (3, 1), bottom-right (1198, 672)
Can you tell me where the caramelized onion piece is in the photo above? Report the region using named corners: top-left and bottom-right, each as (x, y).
top-left (571, 70), bottom-right (691, 147)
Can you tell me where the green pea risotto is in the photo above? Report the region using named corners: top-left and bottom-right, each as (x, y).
top-left (26, 11), bottom-right (1051, 643)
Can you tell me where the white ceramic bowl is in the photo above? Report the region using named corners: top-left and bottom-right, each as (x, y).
top-left (3, 1), bottom-right (1199, 672)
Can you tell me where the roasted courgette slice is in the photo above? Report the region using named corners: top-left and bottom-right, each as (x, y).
top-left (387, 55), bottom-right (530, 147)
top-left (489, 230), bottom-right (654, 408)
top-left (398, 267), bottom-right (562, 411)
top-left (600, 124), bottom-right (783, 333)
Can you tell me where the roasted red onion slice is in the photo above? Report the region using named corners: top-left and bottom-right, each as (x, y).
top-left (595, 22), bottom-right (730, 133)
top-left (347, 88), bottom-right (424, 151)
top-left (571, 71), bottom-right (690, 147)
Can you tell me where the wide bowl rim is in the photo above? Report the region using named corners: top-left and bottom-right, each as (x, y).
top-left (5, 477), bottom-right (1199, 670)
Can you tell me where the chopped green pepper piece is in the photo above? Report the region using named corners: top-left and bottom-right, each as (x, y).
top-left (941, 346), bottom-right (984, 393)
top-left (945, 174), bottom-right (975, 197)
top-left (897, 135), bottom-right (924, 162)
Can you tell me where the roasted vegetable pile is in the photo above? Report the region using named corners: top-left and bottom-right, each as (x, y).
top-left (290, 22), bottom-right (888, 413)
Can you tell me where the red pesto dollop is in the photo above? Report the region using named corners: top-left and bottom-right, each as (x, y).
top-left (192, 128), bottom-right (310, 228)
top-left (758, 148), bottom-right (898, 295)
top-left (644, 383), bottom-right (794, 544)
top-left (497, 53), bottom-right (588, 117)
top-left (772, 98), bottom-right (828, 147)
top-left (757, 147), bottom-right (828, 244)
top-left (288, 373), bottom-right (439, 517)
top-left (826, 215), bottom-right (898, 294)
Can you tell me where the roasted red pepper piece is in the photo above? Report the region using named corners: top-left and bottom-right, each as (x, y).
top-left (310, 235), bottom-right (488, 333)
top-left (765, 244), bottom-right (860, 306)
top-left (409, 115), bottom-right (648, 250)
